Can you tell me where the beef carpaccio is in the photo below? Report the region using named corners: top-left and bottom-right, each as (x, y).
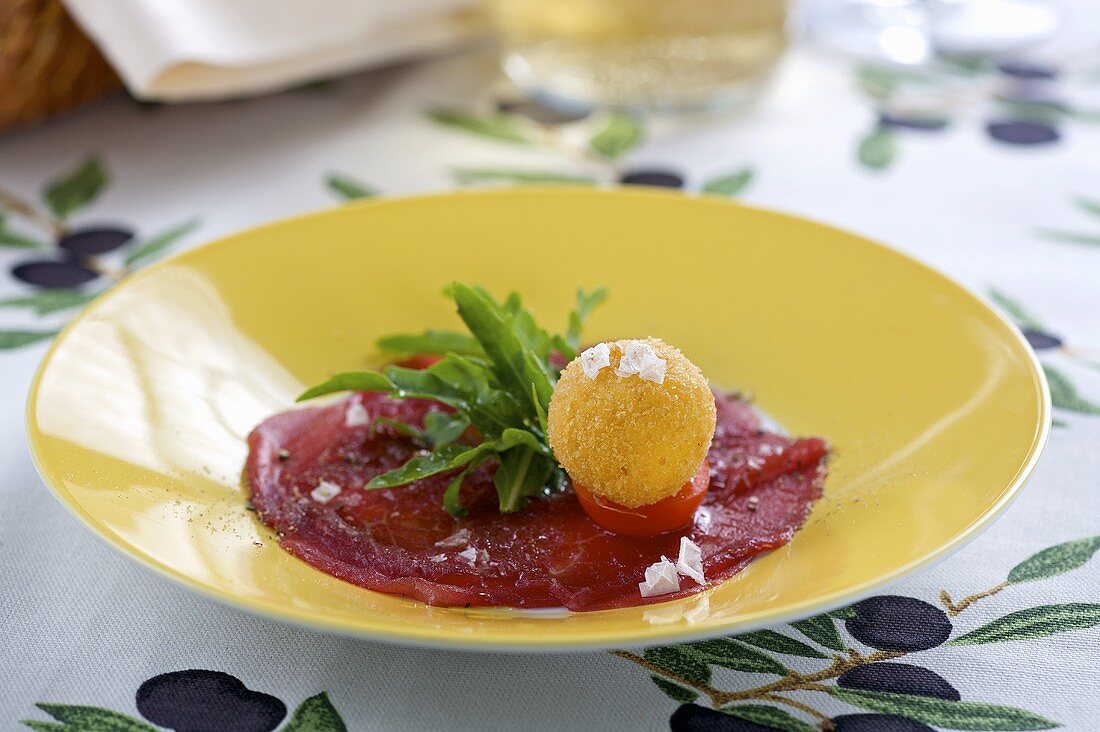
top-left (246, 389), bottom-right (827, 611)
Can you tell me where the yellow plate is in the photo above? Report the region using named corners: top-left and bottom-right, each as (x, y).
top-left (27, 189), bottom-right (1049, 650)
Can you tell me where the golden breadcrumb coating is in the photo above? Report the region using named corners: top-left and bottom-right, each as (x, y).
top-left (547, 337), bottom-right (716, 508)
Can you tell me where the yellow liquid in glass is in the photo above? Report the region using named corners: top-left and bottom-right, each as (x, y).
top-left (486, 0), bottom-right (788, 109)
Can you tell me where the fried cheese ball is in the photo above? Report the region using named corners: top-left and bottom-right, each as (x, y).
top-left (547, 337), bottom-right (716, 509)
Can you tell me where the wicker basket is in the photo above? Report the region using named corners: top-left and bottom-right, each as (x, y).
top-left (0, 0), bottom-right (121, 131)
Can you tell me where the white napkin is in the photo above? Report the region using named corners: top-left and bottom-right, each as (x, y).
top-left (62, 0), bottom-right (481, 102)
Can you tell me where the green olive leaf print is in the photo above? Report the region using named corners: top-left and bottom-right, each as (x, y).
top-left (857, 128), bottom-right (898, 170)
top-left (426, 108), bottom-right (532, 144)
top-left (43, 157), bottom-right (108, 220)
top-left (1008, 536), bottom-right (1100, 583)
top-left (789, 613), bottom-right (846, 651)
top-left (649, 676), bottom-right (699, 704)
top-left (124, 219), bottom-right (200, 267)
top-left (325, 174), bottom-right (377, 201)
top-left (1071, 196), bottom-right (1100, 218)
top-left (1034, 229), bottom-right (1100, 247)
top-left (701, 168), bottom-right (755, 197)
top-left (682, 638), bottom-right (788, 675)
top-left (988, 289), bottom-right (1045, 331)
top-left (829, 606), bottom-right (858, 619)
top-left (0, 214), bottom-right (47, 249)
top-left (282, 693), bottom-right (348, 732)
top-left (451, 168), bottom-right (596, 186)
top-left (734, 630), bottom-right (829, 659)
top-left (828, 689), bottom-right (1060, 730)
top-left (720, 704), bottom-right (818, 732)
top-left (643, 646), bottom-right (712, 685)
top-left (0, 329), bottom-right (59, 350)
top-left (946, 603), bottom-right (1100, 646)
top-left (22, 722), bottom-right (66, 731)
top-left (23, 704), bottom-right (158, 731)
top-left (1043, 364), bottom-right (1100, 414)
top-left (0, 290), bottom-right (97, 316)
top-left (589, 112), bottom-right (644, 160)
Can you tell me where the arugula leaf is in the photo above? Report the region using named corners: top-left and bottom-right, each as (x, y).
top-left (424, 411), bottom-right (470, 446)
top-left (443, 464), bottom-right (474, 517)
top-left (298, 283), bottom-right (607, 515)
top-left (372, 417), bottom-right (427, 443)
top-left (298, 371), bottom-right (394, 401)
top-left (366, 443), bottom-right (497, 489)
top-left (377, 330), bottom-right (483, 356)
top-left (564, 287), bottom-right (608, 356)
top-left (494, 446), bottom-right (556, 513)
top-left (447, 283), bottom-right (555, 420)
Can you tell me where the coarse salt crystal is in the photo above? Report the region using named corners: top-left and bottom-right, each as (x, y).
top-left (615, 340), bottom-right (667, 384)
top-left (435, 528), bottom-right (470, 549)
top-left (639, 556), bottom-right (681, 597)
top-left (310, 481), bottom-right (341, 504)
top-left (344, 401), bottom-right (371, 427)
top-left (579, 343), bottom-right (611, 379)
top-left (676, 537), bottom-right (706, 586)
top-left (457, 546), bottom-right (479, 565)
top-left (430, 554), bottom-right (447, 563)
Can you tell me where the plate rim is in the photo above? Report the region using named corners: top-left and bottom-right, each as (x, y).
top-left (25, 187), bottom-right (1052, 651)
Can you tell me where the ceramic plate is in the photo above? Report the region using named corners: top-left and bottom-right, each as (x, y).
top-left (27, 189), bottom-right (1049, 650)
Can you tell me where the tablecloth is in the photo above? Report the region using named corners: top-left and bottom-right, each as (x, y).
top-left (2, 34), bottom-right (1099, 732)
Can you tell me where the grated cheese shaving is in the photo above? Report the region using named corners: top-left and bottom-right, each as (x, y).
top-left (615, 340), bottom-right (667, 384)
top-left (579, 343), bottom-right (611, 379)
top-left (638, 556), bottom-right (681, 597)
top-left (435, 528), bottom-right (470, 549)
top-left (310, 480), bottom-right (341, 504)
top-left (676, 537), bottom-right (706, 586)
top-left (344, 401), bottom-right (371, 427)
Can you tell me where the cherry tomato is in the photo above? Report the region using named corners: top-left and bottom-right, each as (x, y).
top-left (573, 462), bottom-right (710, 537)
top-left (393, 354), bottom-right (443, 370)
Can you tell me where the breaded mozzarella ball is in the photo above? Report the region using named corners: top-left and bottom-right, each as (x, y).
top-left (547, 338), bottom-right (716, 508)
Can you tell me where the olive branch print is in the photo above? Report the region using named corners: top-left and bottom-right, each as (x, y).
top-left (0, 156), bottom-right (198, 351)
top-left (22, 670), bottom-right (348, 732)
top-left (988, 289), bottom-right (1100, 420)
top-left (853, 58), bottom-right (1100, 171)
top-left (423, 99), bottom-right (755, 196)
top-left (615, 535), bottom-right (1100, 731)
top-left (1035, 196), bottom-right (1100, 249)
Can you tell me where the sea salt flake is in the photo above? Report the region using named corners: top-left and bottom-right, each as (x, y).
top-left (676, 537), bottom-right (706, 586)
top-left (344, 401), bottom-right (371, 427)
top-left (639, 556), bottom-right (681, 597)
top-left (310, 481), bottom-right (341, 504)
top-left (430, 554), bottom-right (447, 563)
top-left (457, 546), bottom-right (479, 565)
top-left (615, 340), bottom-right (667, 385)
top-left (579, 343), bottom-right (611, 379)
top-left (435, 528), bottom-right (470, 549)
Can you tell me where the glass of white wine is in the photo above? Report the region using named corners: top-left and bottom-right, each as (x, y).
top-left (483, 0), bottom-right (790, 111)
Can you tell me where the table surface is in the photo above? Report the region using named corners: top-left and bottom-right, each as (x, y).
top-left (2, 39), bottom-right (1099, 732)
